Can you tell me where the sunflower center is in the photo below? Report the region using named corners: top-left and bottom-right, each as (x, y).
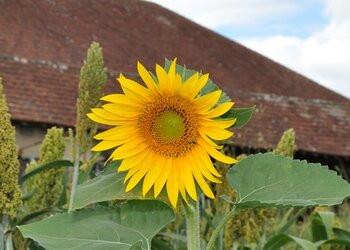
top-left (138, 96), bottom-right (199, 158)
top-left (154, 111), bottom-right (185, 143)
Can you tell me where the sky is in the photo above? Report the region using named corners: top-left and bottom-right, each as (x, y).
top-left (146, 0), bottom-right (350, 99)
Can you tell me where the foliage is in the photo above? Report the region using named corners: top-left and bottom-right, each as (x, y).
top-left (25, 127), bottom-right (66, 211)
top-left (0, 79), bottom-right (22, 219)
top-left (76, 41), bottom-right (107, 154)
top-left (18, 201), bottom-right (175, 250)
top-left (273, 128), bottom-right (297, 158)
top-left (227, 153), bottom-right (350, 208)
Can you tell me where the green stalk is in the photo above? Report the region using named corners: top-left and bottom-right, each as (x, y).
top-left (207, 206), bottom-right (239, 250)
top-left (1, 215), bottom-right (13, 250)
top-left (183, 201), bottom-right (201, 250)
top-left (1, 216), bottom-right (5, 250)
top-left (68, 148), bottom-right (80, 212)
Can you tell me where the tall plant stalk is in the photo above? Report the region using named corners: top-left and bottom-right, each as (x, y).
top-left (68, 148), bottom-right (80, 212)
top-left (183, 201), bottom-right (201, 250)
top-left (207, 206), bottom-right (239, 250)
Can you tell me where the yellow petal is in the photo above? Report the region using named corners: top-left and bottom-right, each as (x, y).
top-left (125, 156), bottom-right (154, 192)
top-left (142, 154), bottom-right (165, 196)
top-left (188, 73), bottom-right (209, 99)
top-left (190, 147), bottom-right (221, 183)
top-left (172, 73), bottom-right (183, 95)
top-left (194, 90), bottom-right (222, 111)
top-left (124, 163), bottom-right (142, 182)
top-left (118, 74), bottom-right (152, 101)
top-left (197, 138), bottom-right (237, 164)
top-left (179, 158), bottom-right (197, 201)
top-left (198, 131), bottom-right (223, 150)
top-left (154, 157), bottom-right (172, 198)
top-left (119, 151), bottom-right (150, 172)
top-left (91, 137), bottom-right (144, 151)
top-left (178, 177), bottom-right (188, 204)
top-left (124, 151), bottom-right (154, 182)
top-left (204, 102), bottom-right (234, 118)
top-left (180, 72), bottom-right (199, 95)
top-left (167, 58), bottom-right (177, 81)
top-left (137, 61), bottom-right (159, 94)
top-left (203, 126), bottom-right (233, 140)
top-left (94, 126), bottom-right (139, 140)
top-left (87, 113), bottom-right (127, 126)
top-left (188, 148), bottom-right (215, 199)
top-left (156, 64), bottom-right (171, 94)
top-left (102, 103), bottom-right (140, 118)
top-left (91, 108), bottom-right (120, 121)
top-left (200, 118), bottom-right (237, 129)
top-left (101, 94), bottom-right (143, 107)
top-left (111, 142), bottom-right (148, 160)
top-left (166, 165), bottom-right (179, 208)
top-left (122, 87), bottom-right (148, 103)
top-left (91, 140), bottom-right (119, 151)
top-left (196, 147), bottom-right (222, 177)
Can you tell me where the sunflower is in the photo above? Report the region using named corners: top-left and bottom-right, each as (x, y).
top-left (88, 59), bottom-right (237, 207)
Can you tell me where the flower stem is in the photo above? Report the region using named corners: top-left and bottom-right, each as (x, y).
top-left (183, 201), bottom-right (201, 250)
top-left (68, 148), bottom-right (80, 212)
top-left (206, 206), bottom-right (239, 250)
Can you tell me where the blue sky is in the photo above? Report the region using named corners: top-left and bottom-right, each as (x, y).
top-left (217, 2), bottom-right (328, 39)
top-left (147, 0), bottom-right (350, 99)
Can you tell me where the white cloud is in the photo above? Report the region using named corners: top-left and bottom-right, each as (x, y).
top-left (240, 0), bottom-right (350, 98)
top-left (146, 0), bottom-right (300, 28)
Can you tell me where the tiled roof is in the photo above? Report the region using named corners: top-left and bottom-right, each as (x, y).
top-left (0, 0), bottom-right (349, 156)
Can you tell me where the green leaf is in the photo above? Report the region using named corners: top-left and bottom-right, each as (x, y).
top-left (16, 208), bottom-right (65, 226)
top-left (316, 239), bottom-right (350, 248)
top-left (334, 227), bottom-right (350, 240)
top-left (57, 169), bottom-right (68, 207)
top-left (72, 162), bottom-right (142, 209)
top-left (151, 237), bottom-right (175, 250)
top-left (18, 200), bottom-right (175, 250)
top-left (222, 106), bottom-right (255, 128)
top-left (311, 212), bottom-right (329, 241)
top-left (19, 160), bottom-right (74, 184)
top-left (263, 234), bottom-right (317, 250)
top-left (311, 212), bottom-right (334, 241)
top-left (129, 241), bottom-right (143, 250)
top-left (21, 188), bottom-right (37, 201)
top-left (276, 208), bottom-right (307, 234)
top-left (227, 153), bottom-right (350, 208)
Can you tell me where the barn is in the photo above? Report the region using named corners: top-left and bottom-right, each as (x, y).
top-left (0, 0), bottom-right (349, 178)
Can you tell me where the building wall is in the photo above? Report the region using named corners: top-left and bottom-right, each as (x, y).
top-left (15, 122), bottom-right (72, 161)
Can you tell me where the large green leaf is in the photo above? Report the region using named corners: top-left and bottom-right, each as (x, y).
top-left (72, 162), bottom-right (142, 209)
top-left (16, 208), bottom-right (65, 226)
top-left (18, 200), bottom-right (175, 250)
top-left (227, 153), bottom-right (350, 208)
top-left (263, 234), bottom-right (317, 250)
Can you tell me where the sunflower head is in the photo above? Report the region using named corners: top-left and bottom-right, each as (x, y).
top-left (88, 59), bottom-right (237, 207)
